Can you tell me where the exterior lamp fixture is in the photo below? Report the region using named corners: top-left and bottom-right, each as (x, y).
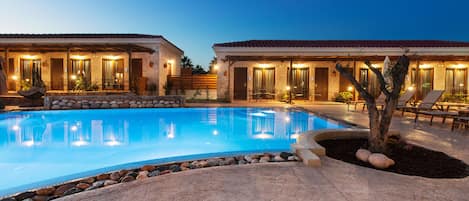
top-left (407, 85), bottom-right (415, 91)
top-left (286, 86), bottom-right (291, 91)
top-left (213, 65), bottom-right (219, 71)
top-left (70, 75), bottom-right (77, 80)
top-left (11, 75), bottom-right (18, 81)
top-left (347, 86), bottom-right (354, 92)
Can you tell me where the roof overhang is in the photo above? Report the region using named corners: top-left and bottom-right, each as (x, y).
top-left (0, 43), bottom-right (155, 53)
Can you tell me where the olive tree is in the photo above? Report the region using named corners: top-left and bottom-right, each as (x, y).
top-left (335, 55), bottom-right (409, 153)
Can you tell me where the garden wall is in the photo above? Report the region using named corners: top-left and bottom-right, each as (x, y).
top-left (44, 95), bottom-right (185, 110)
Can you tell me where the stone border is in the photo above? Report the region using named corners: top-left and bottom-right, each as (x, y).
top-left (2, 152), bottom-right (300, 201)
top-left (291, 129), bottom-right (369, 167)
top-left (44, 95), bottom-right (185, 110)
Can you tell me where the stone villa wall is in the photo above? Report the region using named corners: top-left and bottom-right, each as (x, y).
top-left (44, 95), bottom-right (185, 110)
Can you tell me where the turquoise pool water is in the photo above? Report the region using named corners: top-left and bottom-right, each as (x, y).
top-left (0, 107), bottom-right (346, 196)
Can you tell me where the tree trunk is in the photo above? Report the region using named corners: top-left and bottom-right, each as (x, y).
top-left (367, 102), bottom-right (387, 153)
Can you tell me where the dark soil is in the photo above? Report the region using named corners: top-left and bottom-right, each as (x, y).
top-left (318, 139), bottom-right (469, 178)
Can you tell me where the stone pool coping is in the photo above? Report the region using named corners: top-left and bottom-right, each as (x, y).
top-left (291, 128), bottom-right (369, 167)
top-left (1, 152), bottom-right (300, 201)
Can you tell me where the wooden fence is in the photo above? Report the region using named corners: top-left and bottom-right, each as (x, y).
top-left (167, 74), bottom-right (217, 89)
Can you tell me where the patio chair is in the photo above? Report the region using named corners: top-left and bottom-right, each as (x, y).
top-left (361, 93), bottom-right (386, 111)
top-left (396, 89), bottom-right (416, 115)
top-left (404, 90), bottom-right (455, 125)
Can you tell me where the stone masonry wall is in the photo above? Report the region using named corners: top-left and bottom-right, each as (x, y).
top-left (44, 95), bottom-right (185, 110)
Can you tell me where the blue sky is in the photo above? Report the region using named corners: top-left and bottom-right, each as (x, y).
top-left (0, 0), bottom-right (468, 69)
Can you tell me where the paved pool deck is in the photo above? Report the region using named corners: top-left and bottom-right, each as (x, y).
top-left (58, 102), bottom-right (469, 201)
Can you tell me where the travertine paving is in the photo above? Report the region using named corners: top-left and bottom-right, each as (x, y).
top-left (58, 102), bottom-right (469, 201)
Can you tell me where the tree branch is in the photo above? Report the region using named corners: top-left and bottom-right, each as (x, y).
top-left (335, 63), bottom-right (374, 102)
top-left (365, 60), bottom-right (391, 97)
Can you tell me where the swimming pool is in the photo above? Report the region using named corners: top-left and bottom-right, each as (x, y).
top-left (0, 107), bottom-right (346, 196)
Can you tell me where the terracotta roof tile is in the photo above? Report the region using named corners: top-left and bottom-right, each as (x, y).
top-left (0, 33), bottom-right (162, 39)
top-left (213, 40), bottom-right (469, 48)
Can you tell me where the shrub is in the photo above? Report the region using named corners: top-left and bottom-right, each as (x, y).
top-left (334, 91), bottom-right (353, 103)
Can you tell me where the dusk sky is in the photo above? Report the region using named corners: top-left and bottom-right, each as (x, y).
top-left (1, 0), bottom-right (468, 69)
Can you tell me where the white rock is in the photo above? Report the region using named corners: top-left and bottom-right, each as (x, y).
top-left (355, 149), bottom-right (372, 162)
top-left (368, 153), bottom-right (395, 169)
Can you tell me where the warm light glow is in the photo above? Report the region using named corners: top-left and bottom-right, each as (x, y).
top-left (22, 140), bottom-right (34, 147)
top-left (72, 140), bottom-right (89, 147)
top-left (286, 86), bottom-right (291, 91)
top-left (419, 64), bottom-right (432, 69)
top-left (347, 86), bottom-right (354, 92)
top-left (70, 75), bottom-right (77, 80)
top-left (105, 140), bottom-right (121, 146)
top-left (11, 125), bottom-right (20, 131)
top-left (253, 133), bottom-right (273, 139)
top-left (407, 86), bottom-right (415, 91)
top-left (167, 59), bottom-right (174, 64)
top-left (71, 55), bottom-right (87, 60)
top-left (212, 130), bottom-right (218, 136)
top-left (213, 65), bottom-right (219, 70)
top-left (459, 83), bottom-right (464, 87)
top-left (290, 134), bottom-right (300, 139)
top-left (258, 63), bottom-right (272, 68)
top-left (25, 78), bottom-right (30, 82)
top-left (105, 55), bottom-right (121, 60)
top-left (262, 110), bottom-right (276, 114)
top-left (451, 64), bottom-right (466, 69)
top-left (292, 63), bottom-right (307, 68)
top-left (22, 55), bottom-right (38, 60)
top-left (11, 75), bottom-right (18, 81)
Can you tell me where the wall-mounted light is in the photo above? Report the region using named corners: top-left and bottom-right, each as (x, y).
top-left (258, 63), bottom-right (271, 68)
top-left (71, 55), bottom-right (87, 60)
top-left (70, 75), bottom-right (77, 80)
top-left (292, 63), bottom-right (307, 68)
top-left (149, 61), bottom-right (154, 68)
top-left (22, 55), bottom-right (38, 60)
top-left (347, 86), bottom-right (354, 92)
top-left (11, 75), bottom-right (18, 81)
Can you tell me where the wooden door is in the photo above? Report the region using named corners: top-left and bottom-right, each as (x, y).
top-left (50, 58), bottom-right (64, 90)
top-left (130, 59), bottom-right (143, 91)
top-left (234, 68), bottom-right (247, 100)
top-left (314, 68), bottom-right (328, 101)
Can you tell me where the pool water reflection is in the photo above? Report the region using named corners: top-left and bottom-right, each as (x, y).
top-left (0, 107), bottom-right (346, 196)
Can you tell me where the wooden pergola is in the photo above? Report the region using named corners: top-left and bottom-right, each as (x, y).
top-left (0, 43), bottom-right (155, 92)
top-left (223, 55), bottom-right (469, 101)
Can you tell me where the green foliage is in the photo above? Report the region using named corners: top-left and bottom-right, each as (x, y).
top-left (334, 91), bottom-right (353, 102)
top-left (192, 65), bottom-right (207, 74)
top-left (181, 56), bottom-right (194, 69)
top-left (148, 82), bottom-right (158, 95)
top-left (20, 80), bottom-right (32, 91)
top-left (442, 92), bottom-right (467, 103)
top-left (73, 77), bottom-right (98, 91)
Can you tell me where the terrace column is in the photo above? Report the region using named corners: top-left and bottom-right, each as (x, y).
top-left (415, 59), bottom-right (420, 99)
top-left (126, 49), bottom-right (132, 91)
top-left (65, 48), bottom-right (70, 91)
top-left (1, 48), bottom-right (8, 94)
top-left (289, 59), bottom-right (293, 104)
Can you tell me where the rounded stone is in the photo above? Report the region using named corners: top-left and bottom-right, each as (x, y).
top-left (356, 149), bottom-right (372, 162)
top-left (54, 183), bottom-right (76, 196)
top-left (80, 177), bottom-right (95, 184)
top-left (107, 172), bottom-right (119, 181)
top-left (136, 171), bottom-right (148, 180)
top-left (141, 165), bottom-right (155, 172)
top-left (36, 187), bottom-right (55, 196)
top-left (96, 173), bottom-right (110, 181)
top-left (368, 153), bottom-right (395, 169)
top-left (62, 187), bottom-right (82, 196)
top-left (104, 180), bottom-right (118, 186)
top-left (274, 155), bottom-right (285, 162)
top-left (120, 175), bottom-right (135, 183)
top-left (148, 170), bottom-right (160, 177)
top-left (76, 183), bottom-right (91, 190)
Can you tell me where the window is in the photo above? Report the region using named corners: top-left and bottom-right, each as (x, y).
top-left (102, 59), bottom-right (124, 90)
top-left (411, 68), bottom-right (434, 99)
top-left (253, 68), bottom-right (275, 98)
top-left (359, 68), bottom-right (381, 97)
top-left (290, 68), bottom-right (309, 98)
top-left (445, 68), bottom-right (467, 94)
top-left (20, 59), bottom-right (41, 85)
top-left (69, 59), bottom-right (91, 89)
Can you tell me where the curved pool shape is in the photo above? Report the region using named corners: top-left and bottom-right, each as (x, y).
top-left (0, 107), bottom-right (347, 196)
